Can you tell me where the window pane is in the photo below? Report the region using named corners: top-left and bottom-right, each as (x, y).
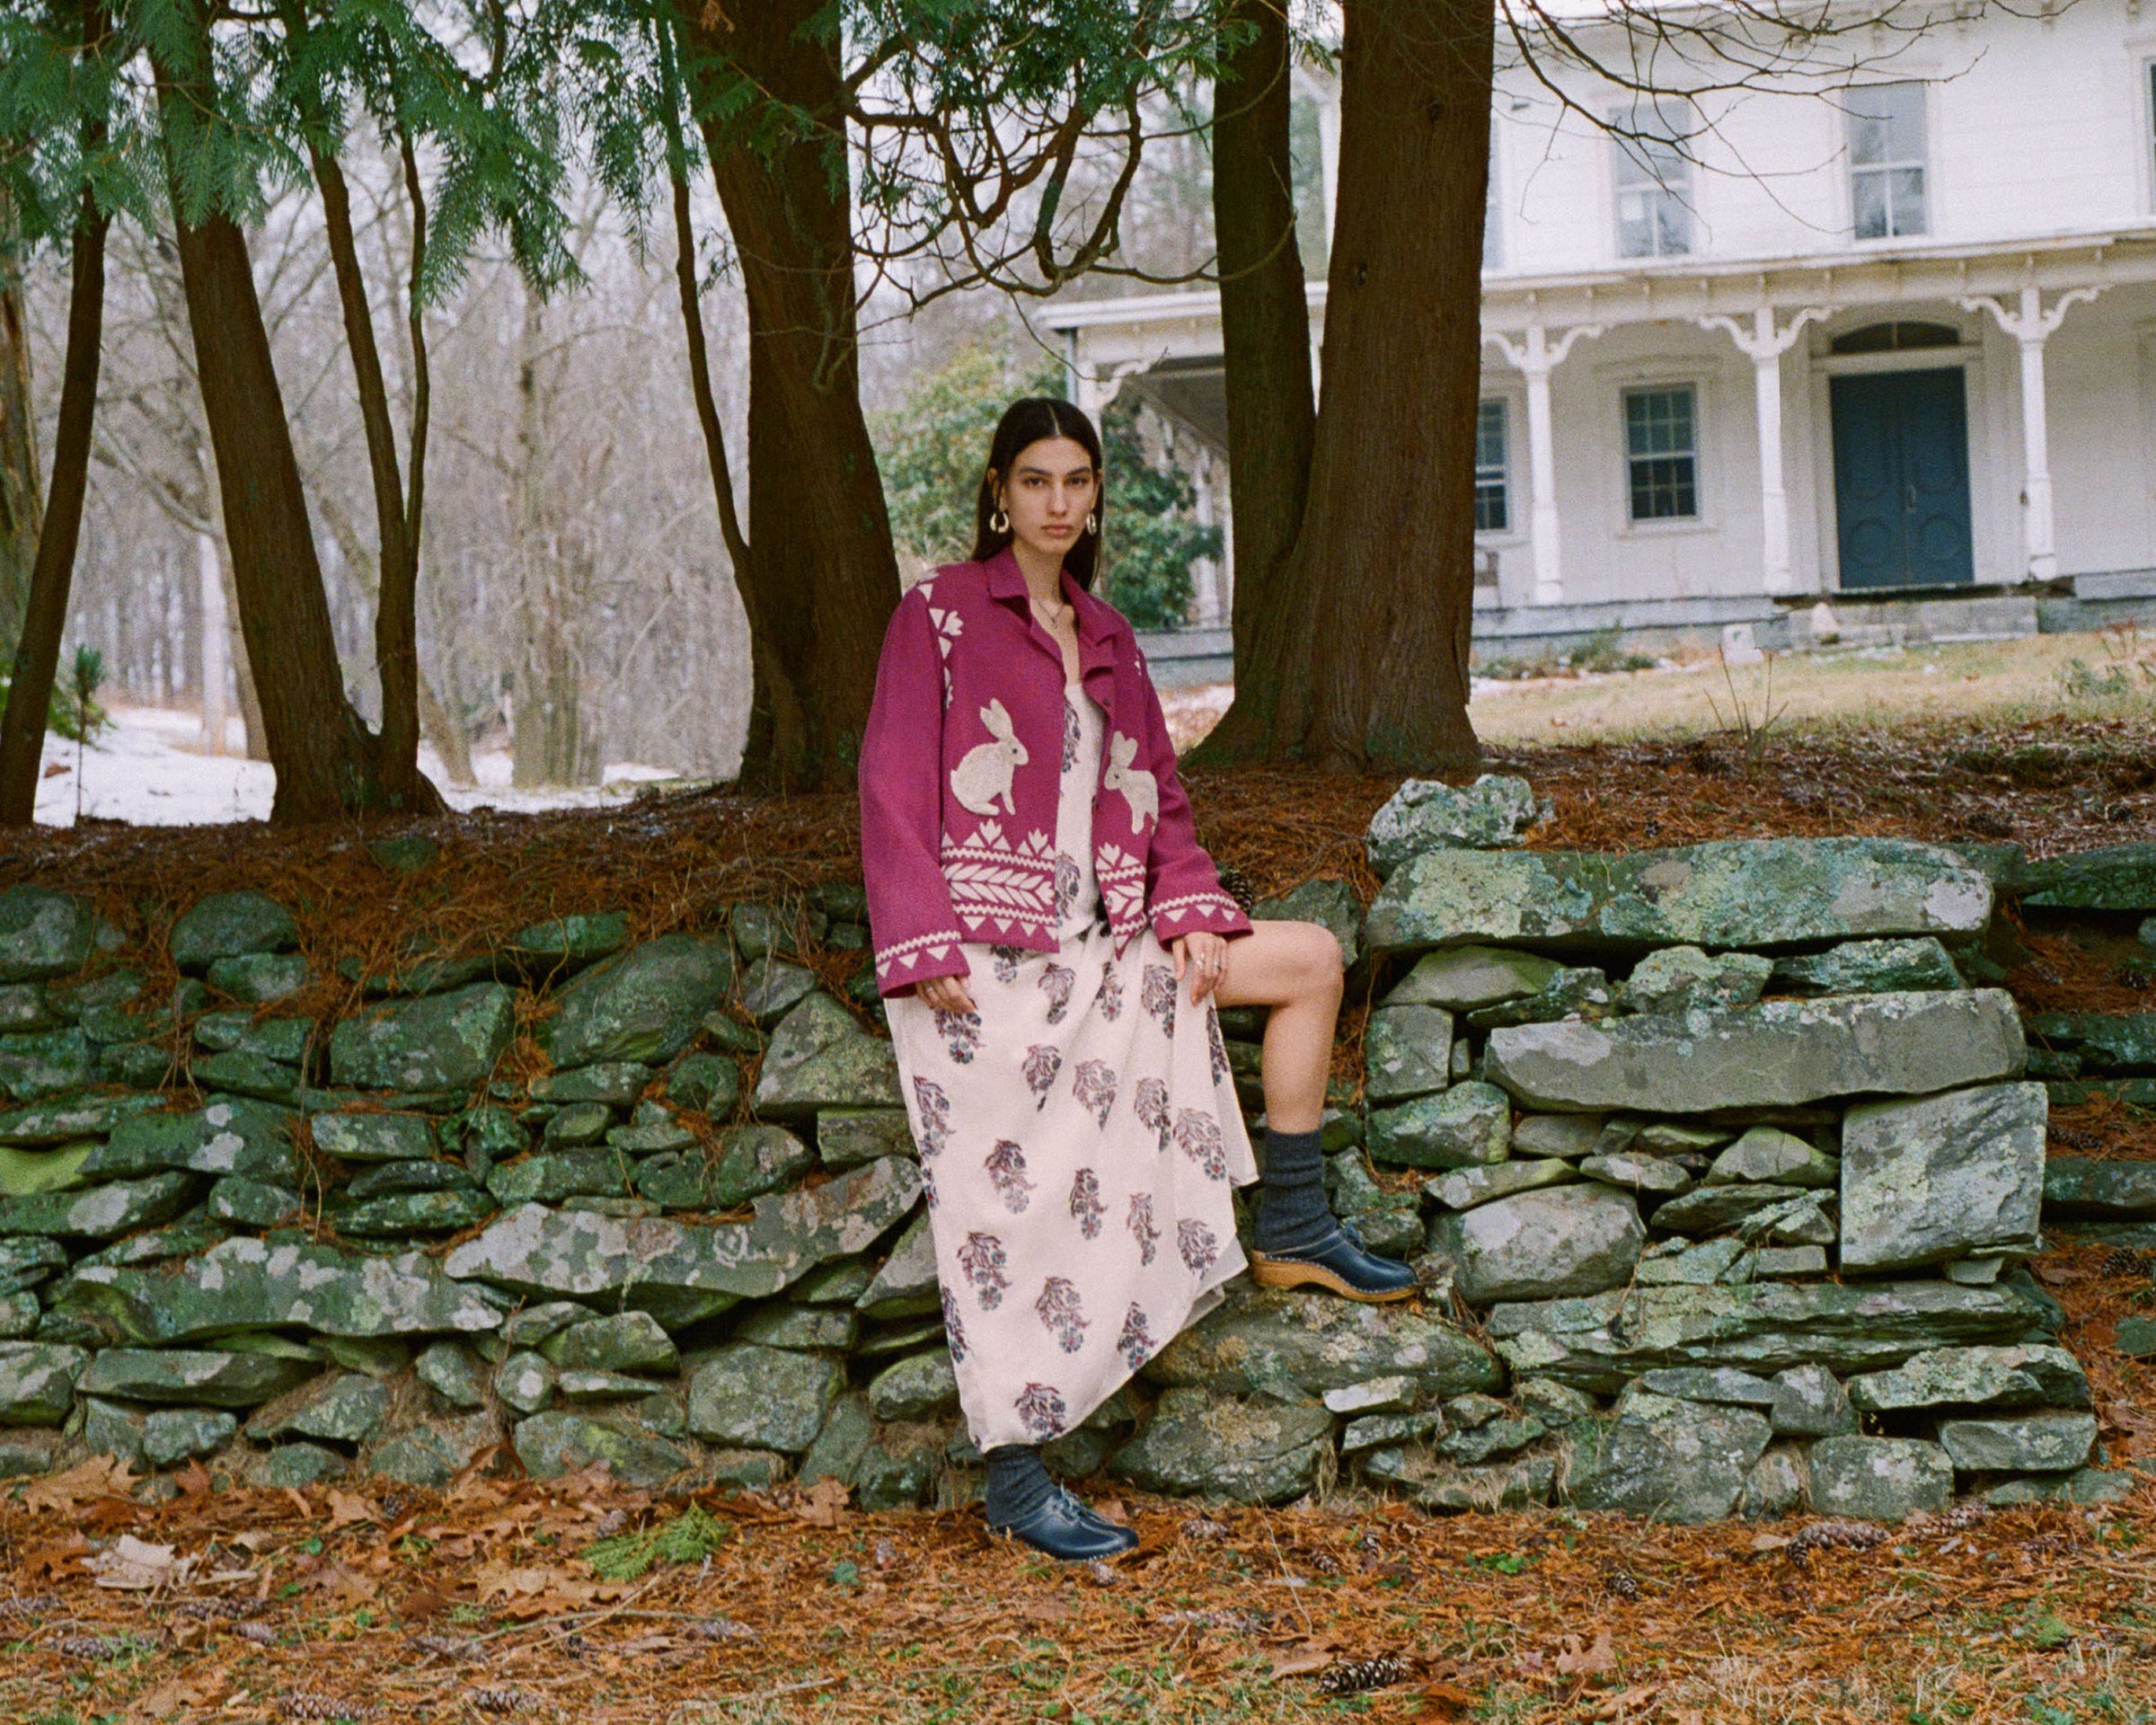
top-left (1851, 169), bottom-right (1888, 240)
top-left (1847, 83), bottom-right (1924, 164)
top-left (1624, 388), bottom-right (1698, 521)
top-left (1475, 401), bottom-right (1508, 533)
top-left (1613, 101), bottom-right (1692, 257)
top-left (1887, 166), bottom-right (1927, 235)
top-left (1655, 195), bottom-right (1693, 255)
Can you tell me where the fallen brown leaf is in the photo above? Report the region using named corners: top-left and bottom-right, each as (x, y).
top-left (19, 1455), bottom-right (136, 1512)
top-left (1556, 1627), bottom-right (1618, 1681)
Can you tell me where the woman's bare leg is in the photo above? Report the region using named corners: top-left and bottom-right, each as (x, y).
top-left (1210, 919), bottom-right (1346, 1134)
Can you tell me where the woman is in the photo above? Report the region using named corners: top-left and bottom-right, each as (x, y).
top-left (858, 397), bottom-right (1414, 1562)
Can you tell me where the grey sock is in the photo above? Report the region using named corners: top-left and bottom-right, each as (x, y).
top-left (984, 1443), bottom-right (1056, 1526)
top-left (1254, 1125), bottom-right (1335, 1253)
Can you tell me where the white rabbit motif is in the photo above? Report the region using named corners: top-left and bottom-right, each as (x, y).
top-left (950, 698), bottom-right (1029, 815)
top-left (1103, 731), bottom-right (1158, 832)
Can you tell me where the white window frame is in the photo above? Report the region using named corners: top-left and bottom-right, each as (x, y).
top-left (1616, 378), bottom-right (1710, 534)
top-left (1609, 99), bottom-right (1696, 261)
top-left (1483, 117), bottom-right (1505, 271)
top-left (1843, 81), bottom-right (1931, 243)
top-left (1473, 395), bottom-right (1520, 541)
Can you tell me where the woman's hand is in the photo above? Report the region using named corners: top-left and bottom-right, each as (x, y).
top-left (917, 972), bottom-right (976, 1013)
top-left (1171, 932), bottom-right (1229, 1004)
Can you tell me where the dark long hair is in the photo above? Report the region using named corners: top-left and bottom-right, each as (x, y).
top-left (968, 396), bottom-right (1104, 589)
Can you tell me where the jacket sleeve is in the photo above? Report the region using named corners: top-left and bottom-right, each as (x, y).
top-left (859, 585), bottom-right (971, 997)
top-left (1132, 643), bottom-right (1253, 947)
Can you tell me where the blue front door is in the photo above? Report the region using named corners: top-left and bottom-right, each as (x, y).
top-left (1829, 367), bottom-right (1975, 588)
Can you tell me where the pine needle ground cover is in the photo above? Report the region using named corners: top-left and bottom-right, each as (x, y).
top-left (2, 712), bottom-right (2152, 1723)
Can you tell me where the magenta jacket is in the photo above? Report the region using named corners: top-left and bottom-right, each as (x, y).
top-left (859, 546), bottom-right (1251, 997)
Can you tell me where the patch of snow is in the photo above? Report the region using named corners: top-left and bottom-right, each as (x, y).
top-left (33, 701), bottom-right (695, 827)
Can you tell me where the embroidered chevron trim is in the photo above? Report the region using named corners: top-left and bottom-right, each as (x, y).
top-left (942, 822), bottom-right (1056, 930)
top-left (1096, 844), bottom-right (1148, 938)
top-left (1153, 890), bottom-right (1243, 924)
top-left (876, 928), bottom-right (965, 972)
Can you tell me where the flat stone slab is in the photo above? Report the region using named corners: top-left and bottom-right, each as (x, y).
top-left (1143, 1280), bottom-right (1500, 1400)
top-left (1109, 1385), bottom-right (1338, 1504)
top-left (1382, 945), bottom-right (1563, 1013)
top-left (330, 983), bottom-right (517, 1092)
top-left (1429, 1185), bottom-right (1645, 1305)
top-left (2019, 843), bottom-right (2156, 912)
top-left (0, 1341), bottom-right (91, 1425)
top-left (752, 994), bottom-right (903, 1119)
top-left (539, 934), bottom-right (735, 1068)
top-left (1567, 1393), bottom-right (1772, 1524)
top-left (1840, 1083), bottom-right (2046, 1272)
top-left (1937, 1410), bottom-right (2097, 1473)
top-left (1487, 1280), bottom-right (2050, 1393)
top-left (2042, 1159), bottom-right (2156, 1221)
top-left (1772, 938), bottom-right (1965, 995)
top-left (0, 1172), bottom-right (196, 1238)
top-left (1365, 837), bottom-right (1992, 959)
top-left (0, 888), bottom-right (97, 982)
top-left (1486, 990), bottom-right (2025, 1115)
top-left (55, 1235), bottom-right (506, 1343)
top-left (1427, 1158), bottom-right (1576, 1212)
top-left (686, 1344), bottom-right (844, 1453)
top-left (77, 1346), bottom-right (319, 1408)
top-left (171, 891), bottom-right (298, 970)
top-left (1364, 774), bottom-right (1548, 877)
top-left (1808, 1435), bottom-right (1953, 1521)
top-left (445, 1154), bottom-right (921, 1326)
top-left (1846, 1343), bottom-right (2090, 1413)
top-left (1366, 1082), bottom-right (1511, 1169)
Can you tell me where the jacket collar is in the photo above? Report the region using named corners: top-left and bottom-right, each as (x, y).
top-left (981, 545), bottom-right (1122, 697)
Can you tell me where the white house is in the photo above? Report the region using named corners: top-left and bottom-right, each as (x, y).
top-left (1049, 0), bottom-right (2156, 667)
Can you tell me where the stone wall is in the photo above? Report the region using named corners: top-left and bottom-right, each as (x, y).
top-left (1, 807), bottom-right (2152, 1524)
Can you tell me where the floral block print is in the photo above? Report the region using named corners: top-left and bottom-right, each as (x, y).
top-left (1072, 1058), bottom-right (1118, 1128)
top-left (1178, 1217), bottom-right (1223, 1275)
top-left (959, 1230), bottom-right (1011, 1309)
top-left (912, 1075), bottom-right (951, 1157)
top-left (942, 1286), bottom-right (969, 1364)
top-left (1069, 1167), bottom-right (1104, 1239)
top-left (1117, 1302), bottom-right (1156, 1372)
top-left (985, 1139), bottom-right (1035, 1213)
top-left (1015, 1381), bottom-right (1069, 1441)
top-left (1172, 1107), bottom-right (1228, 1181)
top-left (1141, 962), bottom-right (1178, 1036)
top-left (1096, 960), bottom-right (1125, 1021)
top-left (1035, 1276), bottom-right (1088, 1353)
top-left (1134, 1078), bottom-right (1172, 1153)
top-left (1022, 1043), bottom-right (1063, 1109)
top-left (1206, 1002), bottom-right (1231, 1088)
top-left (1127, 1191), bottom-right (1160, 1265)
top-left (1039, 962), bottom-right (1076, 1024)
top-left (933, 1005), bottom-right (984, 1064)
top-left (880, 672), bottom-right (1257, 1451)
top-left (1053, 853), bottom-right (1082, 924)
top-left (1062, 700), bottom-right (1081, 771)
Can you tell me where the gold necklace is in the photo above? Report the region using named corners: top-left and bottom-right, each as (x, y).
top-left (1029, 593), bottom-right (1072, 632)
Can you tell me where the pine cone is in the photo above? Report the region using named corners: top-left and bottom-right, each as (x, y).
top-left (0, 1593), bottom-right (61, 1624)
top-left (1927, 1501), bottom-right (1990, 1535)
top-left (1317, 1654), bottom-right (1411, 1695)
top-left (2099, 1246), bottom-right (2149, 1278)
top-left (280, 1696), bottom-right (370, 1721)
top-left (469, 1690), bottom-right (541, 1714)
top-left (1788, 1518), bottom-right (1890, 1557)
top-left (685, 1616), bottom-right (759, 1643)
top-left (1216, 865), bottom-right (1257, 913)
top-left (57, 1634), bottom-right (131, 1661)
top-left (1603, 1568), bottom-right (1641, 1601)
top-left (234, 1620), bottom-right (278, 1646)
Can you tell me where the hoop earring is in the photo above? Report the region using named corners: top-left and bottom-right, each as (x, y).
top-left (989, 506), bottom-right (1010, 535)
top-left (1084, 511), bottom-right (1098, 535)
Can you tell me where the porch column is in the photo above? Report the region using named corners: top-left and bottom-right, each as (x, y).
top-left (1961, 284), bottom-right (2110, 582)
top-left (1698, 305), bottom-right (1829, 596)
top-left (1486, 322), bottom-right (1603, 606)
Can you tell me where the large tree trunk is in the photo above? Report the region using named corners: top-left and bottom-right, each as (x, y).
top-left (152, 37), bottom-right (388, 819)
top-left (0, 251), bottom-right (39, 658)
top-left (508, 282), bottom-right (589, 788)
top-left (1205, 0), bottom-right (1489, 771)
top-left (0, 183), bottom-right (105, 825)
top-left (681, 0), bottom-right (897, 793)
top-left (1182, 0), bottom-right (1319, 768)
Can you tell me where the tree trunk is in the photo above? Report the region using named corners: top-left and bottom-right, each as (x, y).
top-left (1253, 0), bottom-right (1489, 771)
top-left (151, 25), bottom-right (387, 819)
top-left (681, 0), bottom-right (898, 792)
top-left (0, 184), bottom-right (105, 825)
top-left (1182, 0), bottom-right (1320, 769)
top-left (0, 249), bottom-right (39, 658)
top-left (508, 281), bottom-right (587, 788)
top-left (306, 127), bottom-right (444, 813)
